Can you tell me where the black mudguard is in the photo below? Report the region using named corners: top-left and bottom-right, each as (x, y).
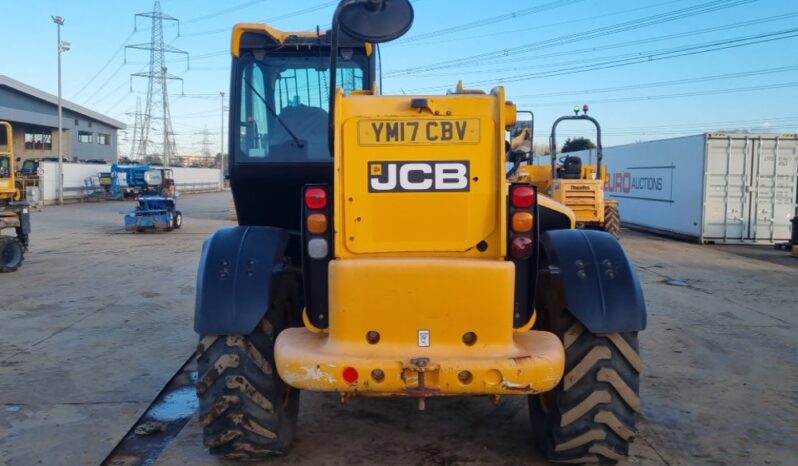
top-left (539, 229), bottom-right (646, 333)
top-left (194, 226), bottom-right (288, 335)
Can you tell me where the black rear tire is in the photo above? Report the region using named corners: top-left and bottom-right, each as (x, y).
top-left (604, 204), bottom-right (621, 239)
top-left (530, 308), bottom-right (640, 464)
top-left (196, 274), bottom-right (300, 460)
top-left (0, 236), bottom-right (24, 273)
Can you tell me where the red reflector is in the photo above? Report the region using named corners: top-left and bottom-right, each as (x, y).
top-left (305, 187), bottom-right (327, 210)
top-left (512, 186), bottom-right (535, 208)
top-left (511, 236), bottom-right (534, 259)
top-left (342, 367), bottom-right (358, 383)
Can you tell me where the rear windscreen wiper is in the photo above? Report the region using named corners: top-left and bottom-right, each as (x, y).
top-left (243, 78), bottom-right (305, 148)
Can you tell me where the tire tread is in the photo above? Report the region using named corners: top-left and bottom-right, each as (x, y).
top-left (196, 274), bottom-right (299, 459)
top-left (603, 204), bottom-right (621, 239)
top-left (531, 318), bottom-right (641, 464)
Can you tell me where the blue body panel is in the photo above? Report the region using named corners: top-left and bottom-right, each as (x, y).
top-left (124, 212), bottom-right (171, 230)
top-left (122, 195), bottom-right (177, 231)
top-left (100, 164), bottom-right (154, 199)
top-left (194, 226), bottom-right (288, 336)
top-left (540, 229), bottom-right (647, 333)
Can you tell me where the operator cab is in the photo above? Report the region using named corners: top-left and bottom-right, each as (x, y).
top-left (230, 25), bottom-right (376, 231)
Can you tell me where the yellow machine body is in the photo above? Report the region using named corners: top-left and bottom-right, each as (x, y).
top-left (516, 164), bottom-right (612, 226)
top-left (275, 88), bottom-right (567, 396)
top-left (0, 121), bottom-right (21, 202)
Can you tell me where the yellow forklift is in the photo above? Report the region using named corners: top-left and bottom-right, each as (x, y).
top-left (0, 121), bottom-right (31, 272)
top-left (193, 2), bottom-right (645, 463)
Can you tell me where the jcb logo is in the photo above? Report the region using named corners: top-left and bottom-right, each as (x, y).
top-left (368, 161), bottom-right (470, 192)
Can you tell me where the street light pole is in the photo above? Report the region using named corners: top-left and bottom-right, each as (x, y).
top-left (220, 91), bottom-right (225, 190)
top-left (52, 15), bottom-right (65, 205)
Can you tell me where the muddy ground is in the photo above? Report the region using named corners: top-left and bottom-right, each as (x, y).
top-left (1, 191), bottom-right (796, 466)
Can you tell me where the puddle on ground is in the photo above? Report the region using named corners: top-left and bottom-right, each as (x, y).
top-left (666, 279), bottom-right (689, 287)
top-left (102, 359), bottom-right (198, 466)
top-left (148, 386), bottom-right (198, 422)
top-left (4, 405), bottom-right (21, 413)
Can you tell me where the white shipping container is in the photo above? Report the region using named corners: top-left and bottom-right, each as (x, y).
top-left (573, 133), bottom-right (798, 243)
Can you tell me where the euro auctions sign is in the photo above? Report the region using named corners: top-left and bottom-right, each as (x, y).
top-left (605, 165), bottom-right (675, 203)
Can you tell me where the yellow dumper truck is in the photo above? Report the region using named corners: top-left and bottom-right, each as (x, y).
top-left (513, 105), bottom-right (621, 238)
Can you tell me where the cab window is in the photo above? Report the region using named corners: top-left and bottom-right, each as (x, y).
top-left (0, 156), bottom-right (10, 178)
top-left (237, 52), bottom-right (366, 162)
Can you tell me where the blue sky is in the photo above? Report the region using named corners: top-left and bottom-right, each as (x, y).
top-left (1, 0), bottom-right (796, 155)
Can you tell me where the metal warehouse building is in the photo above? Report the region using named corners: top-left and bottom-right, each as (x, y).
top-left (0, 75), bottom-right (125, 163)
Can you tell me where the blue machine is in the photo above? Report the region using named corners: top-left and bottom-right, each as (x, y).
top-left (99, 164), bottom-right (159, 199)
top-left (120, 168), bottom-right (182, 232)
top-left (124, 195), bottom-right (182, 232)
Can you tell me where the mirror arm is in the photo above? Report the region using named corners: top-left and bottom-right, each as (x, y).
top-left (328, 0), bottom-right (359, 157)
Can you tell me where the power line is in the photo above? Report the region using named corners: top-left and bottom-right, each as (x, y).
top-left (557, 120), bottom-right (798, 137)
top-left (387, 0), bottom-right (693, 48)
top-left (517, 81), bottom-right (798, 107)
top-left (495, 28), bottom-right (798, 85)
top-left (386, 0), bottom-right (757, 76)
top-left (510, 65), bottom-right (798, 99)
top-left (103, 89), bottom-right (133, 115)
top-left (179, 0), bottom-right (337, 38)
top-left (586, 116), bottom-right (798, 131)
top-left (393, 0), bottom-right (587, 45)
top-left (398, 12), bottom-right (798, 78)
top-left (182, 0), bottom-right (267, 26)
top-left (71, 31), bottom-right (135, 100)
top-left (85, 35), bottom-right (189, 109)
top-left (552, 116), bottom-right (798, 136)
top-left (402, 27), bottom-right (798, 92)
top-left (81, 62), bottom-right (127, 107)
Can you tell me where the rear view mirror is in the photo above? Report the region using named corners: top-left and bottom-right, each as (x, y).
top-left (512, 111), bottom-right (535, 155)
top-left (337, 0), bottom-right (414, 44)
top-left (328, 0), bottom-right (414, 154)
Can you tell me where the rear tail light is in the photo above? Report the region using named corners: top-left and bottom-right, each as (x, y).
top-left (511, 236), bottom-right (534, 259)
top-left (509, 184), bottom-right (537, 328)
top-left (305, 187), bottom-right (327, 209)
top-left (512, 185), bottom-right (535, 208)
top-left (307, 238), bottom-right (329, 259)
top-left (307, 213), bottom-right (328, 234)
top-left (512, 212), bottom-right (533, 233)
top-left (509, 184), bottom-right (536, 260)
top-left (303, 185), bottom-right (333, 329)
top-left (342, 367), bottom-right (359, 383)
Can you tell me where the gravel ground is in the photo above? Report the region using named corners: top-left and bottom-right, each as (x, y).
top-left (1, 191), bottom-right (796, 466)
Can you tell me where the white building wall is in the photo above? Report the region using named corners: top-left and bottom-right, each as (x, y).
top-left (38, 162), bottom-right (222, 202)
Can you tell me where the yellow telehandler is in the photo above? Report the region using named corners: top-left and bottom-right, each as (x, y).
top-left (0, 121), bottom-right (30, 272)
top-left (193, 2), bottom-right (646, 463)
